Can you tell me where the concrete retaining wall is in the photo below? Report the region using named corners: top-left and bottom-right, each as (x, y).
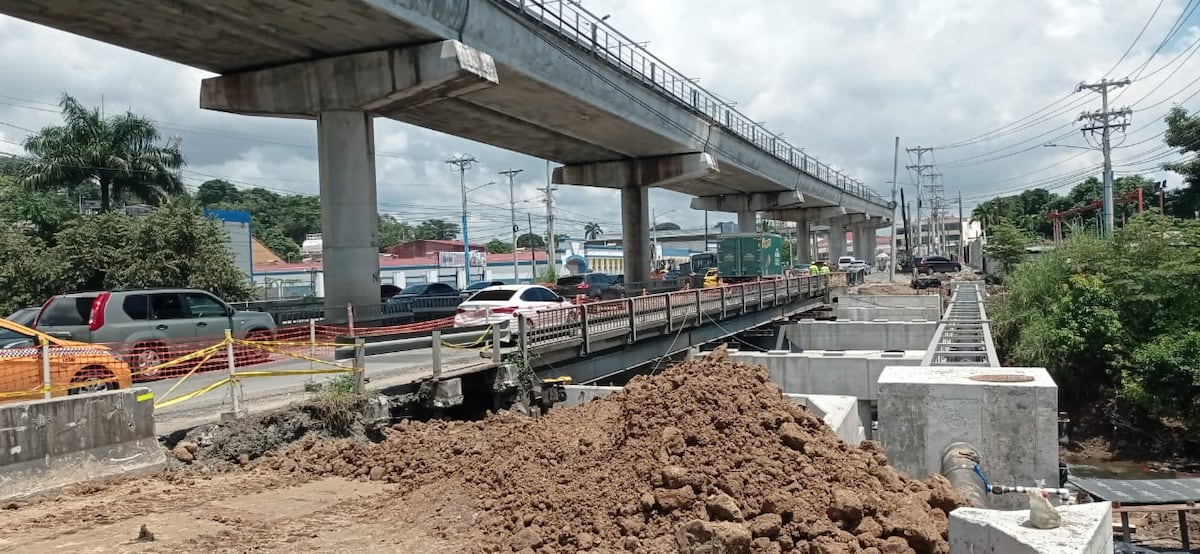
top-left (784, 321), bottom-right (938, 351)
top-left (0, 387), bottom-right (165, 500)
top-left (728, 349), bottom-right (924, 401)
top-left (835, 306), bottom-right (940, 321)
top-left (877, 366), bottom-right (1059, 510)
top-left (836, 294), bottom-right (942, 310)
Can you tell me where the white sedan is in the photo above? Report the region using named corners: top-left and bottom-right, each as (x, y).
top-left (454, 285), bottom-right (575, 330)
top-left (849, 259), bottom-right (871, 274)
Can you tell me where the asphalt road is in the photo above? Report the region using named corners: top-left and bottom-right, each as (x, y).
top-left (149, 346), bottom-right (486, 435)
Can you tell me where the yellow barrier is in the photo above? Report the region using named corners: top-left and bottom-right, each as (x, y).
top-left (440, 325), bottom-right (496, 350)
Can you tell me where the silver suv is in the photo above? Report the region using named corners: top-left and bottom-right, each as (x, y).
top-left (34, 288), bottom-right (277, 376)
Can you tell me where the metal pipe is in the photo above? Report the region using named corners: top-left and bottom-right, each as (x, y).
top-left (941, 442), bottom-right (987, 508)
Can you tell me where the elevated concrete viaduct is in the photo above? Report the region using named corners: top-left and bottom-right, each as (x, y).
top-left (0, 0), bottom-right (892, 308)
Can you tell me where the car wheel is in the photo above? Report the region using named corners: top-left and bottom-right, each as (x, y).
top-left (133, 343), bottom-right (167, 377)
top-left (68, 367), bottom-right (117, 395)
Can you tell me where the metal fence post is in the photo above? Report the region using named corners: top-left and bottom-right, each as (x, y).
top-left (694, 289), bottom-right (702, 319)
top-left (720, 287), bottom-right (727, 318)
top-left (517, 317), bottom-right (528, 355)
top-left (41, 338), bottom-right (51, 399)
top-left (353, 338), bottom-right (366, 394)
top-left (308, 318), bottom-right (317, 371)
top-left (225, 329), bottom-right (240, 417)
top-left (665, 293), bottom-right (673, 332)
top-left (491, 322), bottom-right (502, 361)
top-left (579, 306), bottom-right (590, 355)
top-left (431, 330), bottom-right (443, 380)
top-left (627, 298), bottom-right (637, 343)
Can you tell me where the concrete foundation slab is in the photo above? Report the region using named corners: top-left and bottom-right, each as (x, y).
top-left (835, 294), bottom-right (943, 310)
top-left (784, 320), bottom-right (938, 351)
top-left (727, 349), bottom-right (923, 401)
top-left (0, 387), bottom-right (165, 500)
top-left (877, 366), bottom-right (1058, 509)
top-left (835, 306), bottom-right (940, 321)
top-left (949, 502), bottom-right (1113, 554)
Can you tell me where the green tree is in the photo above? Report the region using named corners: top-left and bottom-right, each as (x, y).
top-left (554, 233), bottom-right (570, 246)
top-left (485, 238), bottom-right (514, 254)
top-left (584, 222), bottom-right (603, 240)
top-left (0, 224), bottom-right (58, 313)
top-left (983, 223), bottom-right (1033, 273)
top-left (255, 225), bottom-right (300, 260)
top-left (1164, 106), bottom-right (1200, 194)
top-left (378, 215), bottom-right (414, 251)
top-left (0, 176), bottom-right (79, 244)
top-left (18, 93), bottom-right (184, 212)
top-left (196, 179), bottom-right (241, 206)
top-left (415, 219), bottom-right (459, 240)
top-left (517, 232), bottom-right (546, 249)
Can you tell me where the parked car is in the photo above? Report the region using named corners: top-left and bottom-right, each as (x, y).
top-left (34, 289), bottom-right (277, 376)
top-left (4, 307), bottom-right (40, 328)
top-left (463, 281), bottom-right (506, 295)
top-left (916, 255), bottom-right (962, 275)
top-left (837, 256), bottom-right (855, 271)
top-left (454, 285), bottom-right (574, 330)
top-left (388, 282), bottom-right (461, 300)
top-left (553, 273), bottom-right (624, 300)
top-left (0, 317), bottom-right (132, 401)
top-left (848, 259), bottom-right (871, 274)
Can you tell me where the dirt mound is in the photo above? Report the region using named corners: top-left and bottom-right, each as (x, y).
top-left (260, 350), bottom-right (965, 553)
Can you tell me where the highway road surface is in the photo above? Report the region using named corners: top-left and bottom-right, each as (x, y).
top-left (149, 346), bottom-right (486, 435)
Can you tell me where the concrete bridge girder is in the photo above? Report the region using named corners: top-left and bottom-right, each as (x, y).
top-left (687, 191), bottom-right (805, 214)
top-left (200, 40), bottom-right (499, 321)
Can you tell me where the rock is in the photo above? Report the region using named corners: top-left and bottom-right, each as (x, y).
top-left (751, 537), bottom-right (780, 554)
top-left (178, 441), bottom-right (199, 454)
top-left (640, 492), bottom-right (657, 512)
top-left (618, 516), bottom-right (645, 536)
top-left (510, 527), bottom-right (543, 551)
top-left (171, 445), bottom-right (194, 463)
top-left (368, 466), bottom-right (385, 481)
top-left (661, 465), bottom-right (690, 488)
top-left (576, 532), bottom-right (595, 549)
top-left (750, 513), bottom-right (782, 537)
top-left (135, 524), bottom-right (155, 542)
top-left (779, 422), bottom-right (806, 451)
top-left (237, 453), bottom-right (250, 466)
top-left (827, 488), bottom-right (864, 526)
top-left (655, 486), bottom-right (696, 511)
top-left (675, 520), bottom-right (751, 554)
top-left (705, 492), bottom-right (743, 521)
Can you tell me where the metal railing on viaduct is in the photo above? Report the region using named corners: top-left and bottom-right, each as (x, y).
top-left (921, 282), bottom-right (1000, 367)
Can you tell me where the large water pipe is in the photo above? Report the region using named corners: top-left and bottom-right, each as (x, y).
top-left (941, 442), bottom-right (987, 507)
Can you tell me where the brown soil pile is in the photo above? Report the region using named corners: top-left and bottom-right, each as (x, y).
top-left (259, 348), bottom-right (965, 553)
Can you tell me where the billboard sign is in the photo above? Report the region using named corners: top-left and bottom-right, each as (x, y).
top-left (438, 251), bottom-right (487, 268)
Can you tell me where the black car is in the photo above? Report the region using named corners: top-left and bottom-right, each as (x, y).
top-left (554, 273), bottom-right (625, 300)
top-left (916, 256), bottom-right (962, 275)
top-left (388, 282), bottom-right (461, 300)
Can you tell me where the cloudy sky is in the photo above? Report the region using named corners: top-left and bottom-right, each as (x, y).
top-left (1, 0), bottom-right (1198, 242)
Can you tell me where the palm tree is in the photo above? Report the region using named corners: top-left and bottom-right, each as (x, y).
top-left (584, 222), bottom-right (603, 240)
top-left (19, 94), bottom-right (184, 212)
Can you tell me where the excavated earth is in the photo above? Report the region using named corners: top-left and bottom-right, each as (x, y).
top-left (0, 349), bottom-right (965, 553)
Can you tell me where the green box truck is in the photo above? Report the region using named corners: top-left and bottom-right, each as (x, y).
top-left (716, 232), bottom-right (784, 282)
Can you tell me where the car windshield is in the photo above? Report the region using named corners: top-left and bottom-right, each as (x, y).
top-left (468, 290), bottom-right (517, 301)
top-left (399, 284), bottom-right (429, 295)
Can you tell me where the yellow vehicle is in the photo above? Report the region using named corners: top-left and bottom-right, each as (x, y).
top-left (0, 317), bottom-right (133, 402)
top-left (702, 268), bottom-right (722, 288)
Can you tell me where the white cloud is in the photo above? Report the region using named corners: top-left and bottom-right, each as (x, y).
top-left (1, 0), bottom-right (1197, 239)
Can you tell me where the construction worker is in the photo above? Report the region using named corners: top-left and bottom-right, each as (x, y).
top-left (808, 260), bottom-right (819, 276)
top-left (818, 261), bottom-right (831, 275)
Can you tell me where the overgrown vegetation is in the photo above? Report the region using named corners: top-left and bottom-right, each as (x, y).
top-left (991, 214), bottom-right (1200, 454)
top-left (303, 373), bottom-right (369, 436)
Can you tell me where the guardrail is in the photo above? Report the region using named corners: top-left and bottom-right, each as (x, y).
top-left (519, 275), bottom-right (828, 354)
top-left (232, 296), bottom-right (463, 327)
top-left (494, 0), bottom-right (886, 207)
top-left (921, 282), bottom-right (999, 367)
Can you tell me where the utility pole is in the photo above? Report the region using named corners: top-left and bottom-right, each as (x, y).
top-left (889, 136), bottom-right (899, 282)
top-left (538, 181), bottom-right (558, 274)
top-left (957, 190), bottom-right (964, 262)
top-left (923, 173), bottom-right (944, 256)
top-left (445, 154), bottom-right (478, 284)
top-left (499, 169), bottom-right (524, 283)
top-left (528, 212), bottom-right (536, 279)
top-left (1077, 78), bottom-right (1132, 237)
top-left (905, 146), bottom-right (934, 256)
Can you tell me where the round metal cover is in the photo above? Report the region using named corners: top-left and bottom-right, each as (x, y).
top-left (969, 374), bottom-right (1034, 383)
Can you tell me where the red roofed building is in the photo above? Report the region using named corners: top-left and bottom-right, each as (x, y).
top-left (385, 239), bottom-right (485, 259)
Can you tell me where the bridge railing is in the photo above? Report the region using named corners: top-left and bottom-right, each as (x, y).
top-left (496, 0), bottom-right (887, 207)
top-left (519, 275), bottom-right (828, 352)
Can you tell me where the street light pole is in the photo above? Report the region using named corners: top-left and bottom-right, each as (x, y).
top-left (499, 168), bottom-right (524, 283)
top-left (446, 154), bottom-right (477, 284)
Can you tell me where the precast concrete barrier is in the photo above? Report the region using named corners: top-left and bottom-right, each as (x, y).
top-left (0, 387), bottom-right (165, 500)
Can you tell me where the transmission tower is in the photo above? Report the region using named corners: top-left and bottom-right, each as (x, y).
top-left (905, 146), bottom-right (934, 256)
top-left (1077, 78), bottom-right (1132, 236)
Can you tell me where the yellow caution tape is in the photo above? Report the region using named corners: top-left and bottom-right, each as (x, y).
top-left (154, 346), bottom-right (222, 403)
top-left (153, 377), bottom-right (231, 409)
top-left (136, 391), bottom-right (154, 402)
top-left (229, 368), bottom-right (360, 378)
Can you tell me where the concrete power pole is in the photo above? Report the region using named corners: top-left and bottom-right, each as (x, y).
top-left (1077, 78), bottom-right (1132, 237)
top-left (889, 136), bottom-right (900, 282)
top-left (499, 168), bottom-right (523, 283)
top-left (538, 177), bottom-right (558, 275)
top-left (905, 146), bottom-right (934, 256)
top-left (923, 173), bottom-right (944, 255)
top-left (445, 154), bottom-right (478, 282)
top-left (957, 190), bottom-right (964, 262)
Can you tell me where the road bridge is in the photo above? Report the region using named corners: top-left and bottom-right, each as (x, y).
top-left (0, 0), bottom-right (890, 315)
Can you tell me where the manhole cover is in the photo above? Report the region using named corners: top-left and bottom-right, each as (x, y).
top-left (969, 374), bottom-right (1035, 383)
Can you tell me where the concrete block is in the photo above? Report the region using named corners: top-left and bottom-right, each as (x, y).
top-left (836, 306), bottom-right (941, 321)
top-left (784, 321), bottom-right (937, 351)
top-left (0, 387), bottom-right (165, 500)
top-left (728, 350), bottom-right (923, 400)
top-left (949, 502), bottom-right (1113, 554)
top-left (786, 394), bottom-right (864, 445)
top-left (836, 295), bottom-right (942, 310)
top-left (877, 366), bottom-right (1058, 509)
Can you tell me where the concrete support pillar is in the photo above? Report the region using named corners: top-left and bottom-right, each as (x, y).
top-left (852, 224), bottom-right (871, 261)
top-left (318, 110), bottom-right (380, 321)
top-left (622, 185), bottom-right (651, 284)
top-left (738, 210), bottom-right (757, 233)
top-left (828, 220), bottom-right (846, 261)
top-left (795, 217), bottom-right (812, 264)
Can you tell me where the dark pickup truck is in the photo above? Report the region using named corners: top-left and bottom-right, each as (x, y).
top-left (554, 273), bottom-right (625, 300)
top-left (916, 256), bottom-right (962, 275)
